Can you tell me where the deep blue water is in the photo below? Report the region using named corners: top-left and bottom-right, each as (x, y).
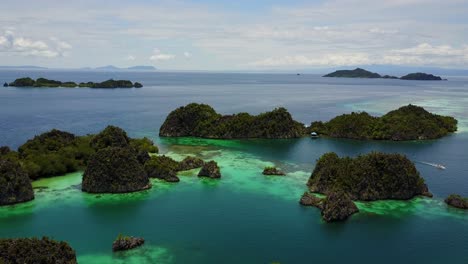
top-left (0, 70), bottom-right (467, 263)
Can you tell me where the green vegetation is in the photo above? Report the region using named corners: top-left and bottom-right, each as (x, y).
top-left (82, 147), bottom-right (150, 193)
top-left (307, 152), bottom-right (431, 201)
top-left (0, 237), bottom-right (77, 264)
top-left (90, 126), bottom-right (131, 150)
top-left (7, 77), bottom-right (143, 88)
top-left (130, 137), bottom-right (159, 154)
top-left (445, 194), bottom-right (468, 209)
top-left (401, 72), bottom-right (443, 80)
top-left (323, 68), bottom-right (382, 78)
top-left (0, 158), bottom-right (34, 206)
top-left (144, 155), bottom-right (180, 182)
top-left (160, 103), bottom-right (306, 139)
top-left (310, 104), bottom-right (457, 140)
top-left (18, 130), bottom-right (94, 180)
top-left (1, 126), bottom-right (157, 181)
top-left (8, 77), bottom-right (35, 87)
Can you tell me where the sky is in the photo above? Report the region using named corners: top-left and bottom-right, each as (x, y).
top-left (0, 0), bottom-right (467, 70)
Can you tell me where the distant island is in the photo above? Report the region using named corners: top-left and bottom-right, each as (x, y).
top-left (0, 65), bottom-right (156, 71)
top-left (300, 152), bottom-right (432, 222)
top-left (5, 77), bottom-right (143, 88)
top-left (309, 104), bottom-right (457, 140)
top-left (400, 72), bottom-right (443, 80)
top-left (323, 68), bottom-right (444, 80)
top-left (159, 103), bottom-right (306, 139)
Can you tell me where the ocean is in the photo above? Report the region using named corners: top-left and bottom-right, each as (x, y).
top-left (0, 70), bottom-right (467, 263)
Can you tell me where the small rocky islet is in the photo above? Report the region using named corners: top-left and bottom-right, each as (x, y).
top-left (445, 194), bottom-right (468, 209)
top-left (112, 234), bottom-right (145, 252)
top-left (323, 68), bottom-right (444, 81)
top-left (5, 77), bottom-right (143, 88)
top-left (300, 152), bottom-right (432, 222)
top-left (262, 167), bottom-right (286, 176)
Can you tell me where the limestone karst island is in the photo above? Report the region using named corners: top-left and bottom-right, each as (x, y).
top-left (1, 1), bottom-right (467, 263)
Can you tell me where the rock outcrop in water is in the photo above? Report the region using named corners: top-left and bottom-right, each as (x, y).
top-left (144, 155), bottom-right (180, 182)
top-left (0, 159), bottom-right (34, 206)
top-left (178, 156), bottom-right (205, 171)
top-left (321, 191), bottom-right (359, 222)
top-left (262, 167), bottom-right (285, 176)
top-left (159, 103), bottom-right (306, 139)
top-left (0, 237), bottom-right (77, 264)
top-left (8, 77), bottom-right (143, 88)
top-left (198, 160), bottom-right (221, 179)
top-left (299, 192), bottom-right (323, 207)
top-left (82, 147), bottom-right (151, 193)
top-left (112, 235), bottom-right (145, 252)
top-left (445, 194), bottom-right (468, 209)
top-left (309, 104), bottom-right (457, 140)
top-left (307, 152), bottom-right (431, 201)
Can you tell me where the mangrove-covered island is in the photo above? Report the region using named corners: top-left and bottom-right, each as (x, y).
top-left (5, 77), bottom-right (143, 88)
top-left (323, 68), bottom-right (444, 80)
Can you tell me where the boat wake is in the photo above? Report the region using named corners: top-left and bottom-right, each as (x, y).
top-left (416, 161), bottom-right (446, 170)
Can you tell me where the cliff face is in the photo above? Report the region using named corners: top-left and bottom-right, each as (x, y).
top-left (82, 147), bottom-right (150, 193)
top-left (160, 103), bottom-right (306, 139)
top-left (307, 152), bottom-right (431, 201)
top-left (0, 159), bottom-right (34, 206)
top-left (0, 237), bottom-right (77, 264)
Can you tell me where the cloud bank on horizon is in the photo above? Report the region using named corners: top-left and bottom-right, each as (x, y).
top-left (0, 0), bottom-right (467, 70)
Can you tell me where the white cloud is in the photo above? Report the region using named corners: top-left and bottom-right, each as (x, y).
top-left (251, 43), bottom-right (468, 68)
top-left (183, 51), bottom-right (192, 58)
top-left (149, 48), bottom-right (175, 61)
top-left (0, 31), bottom-right (71, 58)
top-left (125, 55), bottom-right (136, 61)
top-left (250, 53), bottom-right (371, 67)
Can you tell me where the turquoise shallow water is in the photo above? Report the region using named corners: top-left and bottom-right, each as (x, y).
top-left (0, 71), bottom-right (467, 263)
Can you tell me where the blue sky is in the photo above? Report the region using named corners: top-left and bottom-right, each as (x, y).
top-left (0, 0), bottom-right (467, 70)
